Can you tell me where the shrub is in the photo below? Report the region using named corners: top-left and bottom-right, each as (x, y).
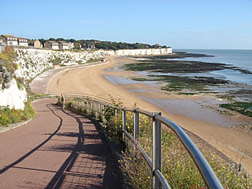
top-left (0, 46), bottom-right (19, 90)
top-left (0, 102), bottom-right (36, 127)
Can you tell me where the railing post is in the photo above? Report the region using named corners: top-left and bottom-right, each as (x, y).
top-left (122, 108), bottom-right (126, 141)
top-left (98, 103), bottom-right (102, 121)
top-left (153, 112), bottom-right (161, 189)
top-left (134, 108), bottom-right (140, 164)
top-left (115, 108), bottom-right (118, 119)
top-left (134, 108), bottom-right (139, 140)
top-left (91, 101), bottom-right (93, 116)
top-left (82, 101), bottom-right (85, 113)
top-left (95, 102), bottom-right (98, 119)
top-left (102, 104), bottom-right (105, 122)
top-left (87, 101), bottom-right (89, 114)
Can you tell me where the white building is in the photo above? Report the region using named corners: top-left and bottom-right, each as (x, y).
top-left (0, 35), bottom-right (18, 46)
top-left (18, 37), bottom-right (28, 47)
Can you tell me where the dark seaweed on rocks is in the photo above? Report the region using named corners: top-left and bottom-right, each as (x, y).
top-left (124, 61), bottom-right (228, 73)
top-left (136, 52), bottom-right (214, 59)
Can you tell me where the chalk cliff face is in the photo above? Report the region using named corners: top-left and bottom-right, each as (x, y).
top-left (14, 49), bottom-right (105, 80)
top-left (0, 78), bottom-right (27, 109)
top-left (1, 48), bottom-right (105, 109)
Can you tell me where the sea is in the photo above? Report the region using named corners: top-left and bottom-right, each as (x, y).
top-left (173, 49), bottom-right (252, 85)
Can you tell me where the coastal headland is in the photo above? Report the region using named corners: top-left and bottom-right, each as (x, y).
top-left (47, 56), bottom-right (252, 175)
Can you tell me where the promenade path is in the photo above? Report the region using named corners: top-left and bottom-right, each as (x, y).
top-left (0, 98), bottom-right (121, 188)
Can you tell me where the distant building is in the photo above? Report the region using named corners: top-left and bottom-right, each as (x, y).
top-left (44, 41), bottom-right (59, 50)
top-left (74, 42), bottom-right (82, 49)
top-left (28, 40), bottom-right (42, 48)
top-left (0, 35), bottom-right (18, 46)
top-left (17, 37), bottom-right (28, 47)
top-left (58, 41), bottom-right (69, 50)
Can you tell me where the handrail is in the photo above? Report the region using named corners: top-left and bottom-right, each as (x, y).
top-left (65, 95), bottom-right (223, 189)
top-left (155, 116), bottom-right (223, 189)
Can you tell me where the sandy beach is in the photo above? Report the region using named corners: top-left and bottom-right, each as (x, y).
top-left (47, 56), bottom-right (252, 175)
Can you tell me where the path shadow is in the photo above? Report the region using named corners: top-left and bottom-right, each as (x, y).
top-left (45, 108), bottom-right (121, 189)
top-left (0, 103), bottom-right (62, 174)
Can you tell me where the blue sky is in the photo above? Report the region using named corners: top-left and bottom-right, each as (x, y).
top-left (1, 0), bottom-right (252, 49)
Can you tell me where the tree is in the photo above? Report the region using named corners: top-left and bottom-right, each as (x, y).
top-left (38, 39), bottom-right (46, 46)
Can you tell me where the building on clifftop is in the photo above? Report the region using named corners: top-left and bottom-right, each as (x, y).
top-left (44, 41), bottom-right (59, 50)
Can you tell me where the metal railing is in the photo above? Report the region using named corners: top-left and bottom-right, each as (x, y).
top-left (65, 94), bottom-right (223, 189)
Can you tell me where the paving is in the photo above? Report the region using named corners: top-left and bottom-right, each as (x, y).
top-left (0, 98), bottom-right (121, 189)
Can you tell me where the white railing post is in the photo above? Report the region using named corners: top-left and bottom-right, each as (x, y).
top-left (153, 112), bottom-right (161, 189)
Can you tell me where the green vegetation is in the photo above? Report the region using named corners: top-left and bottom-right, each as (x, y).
top-left (130, 77), bottom-right (151, 81)
top-left (94, 41), bottom-right (168, 50)
top-left (48, 56), bottom-right (62, 65)
top-left (0, 102), bottom-right (36, 127)
top-left (220, 102), bottom-right (252, 117)
top-left (86, 58), bottom-right (103, 63)
top-left (0, 46), bottom-right (19, 90)
top-left (122, 60), bottom-right (228, 73)
top-left (121, 59), bottom-right (231, 94)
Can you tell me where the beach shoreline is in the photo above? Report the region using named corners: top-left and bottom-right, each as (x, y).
top-left (47, 56), bottom-right (252, 175)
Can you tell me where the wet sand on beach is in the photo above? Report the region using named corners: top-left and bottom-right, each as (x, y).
top-left (47, 56), bottom-right (252, 175)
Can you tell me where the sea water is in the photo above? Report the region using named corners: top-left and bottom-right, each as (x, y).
top-left (174, 49), bottom-right (252, 85)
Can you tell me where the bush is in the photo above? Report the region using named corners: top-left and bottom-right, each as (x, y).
top-left (0, 46), bottom-right (19, 90)
top-left (0, 102), bottom-right (36, 127)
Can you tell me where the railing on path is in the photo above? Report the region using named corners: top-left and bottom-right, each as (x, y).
top-left (63, 94), bottom-right (223, 189)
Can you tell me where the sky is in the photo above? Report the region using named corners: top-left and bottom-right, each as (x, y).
top-left (0, 0), bottom-right (252, 49)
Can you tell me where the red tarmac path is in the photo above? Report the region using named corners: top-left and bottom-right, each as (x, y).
top-left (0, 98), bottom-right (121, 188)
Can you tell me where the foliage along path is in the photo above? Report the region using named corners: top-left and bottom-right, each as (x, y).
top-left (0, 98), bottom-right (121, 188)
